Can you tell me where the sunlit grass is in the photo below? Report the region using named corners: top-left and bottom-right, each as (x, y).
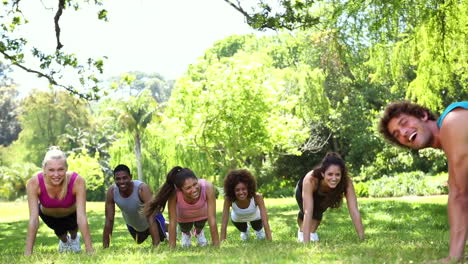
top-left (0, 196), bottom-right (461, 263)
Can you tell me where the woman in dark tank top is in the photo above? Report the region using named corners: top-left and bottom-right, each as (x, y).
top-left (295, 152), bottom-right (365, 243)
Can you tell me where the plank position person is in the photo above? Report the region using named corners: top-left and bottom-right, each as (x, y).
top-left (296, 152), bottom-right (365, 243)
top-left (103, 164), bottom-right (166, 248)
top-left (145, 166), bottom-right (219, 248)
top-left (25, 146), bottom-right (93, 255)
top-left (220, 169), bottom-right (272, 241)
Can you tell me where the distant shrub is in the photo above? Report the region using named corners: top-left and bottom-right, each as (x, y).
top-left (0, 163), bottom-right (39, 201)
top-left (258, 177), bottom-right (295, 198)
top-left (353, 181), bottom-right (369, 198)
top-left (367, 171), bottom-right (448, 198)
top-left (68, 151), bottom-right (105, 201)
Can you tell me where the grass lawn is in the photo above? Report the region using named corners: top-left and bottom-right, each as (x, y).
top-left (0, 196), bottom-right (458, 263)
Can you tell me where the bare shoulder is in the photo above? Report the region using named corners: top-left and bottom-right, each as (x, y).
top-left (254, 192), bottom-right (264, 200)
top-left (138, 182), bottom-right (151, 192)
top-left (441, 107), bottom-right (468, 130)
top-left (440, 108), bottom-right (468, 154)
top-left (204, 180), bottom-right (214, 190)
top-left (74, 174), bottom-right (85, 184)
top-left (26, 174), bottom-right (39, 189)
top-left (303, 171), bottom-right (318, 185)
top-left (106, 185), bottom-right (115, 199)
top-left (254, 193), bottom-right (265, 206)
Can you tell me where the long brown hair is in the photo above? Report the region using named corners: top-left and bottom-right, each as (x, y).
top-left (312, 152), bottom-right (349, 209)
top-left (144, 166), bottom-right (197, 217)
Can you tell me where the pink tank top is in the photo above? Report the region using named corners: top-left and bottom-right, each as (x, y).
top-left (38, 172), bottom-right (78, 208)
top-left (176, 179), bottom-right (208, 223)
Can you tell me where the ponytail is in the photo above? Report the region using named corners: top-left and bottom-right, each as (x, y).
top-left (144, 166), bottom-right (197, 217)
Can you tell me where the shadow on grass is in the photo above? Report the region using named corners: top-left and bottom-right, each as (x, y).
top-left (0, 198), bottom-right (451, 263)
top-left (0, 210), bottom-right (131, 255)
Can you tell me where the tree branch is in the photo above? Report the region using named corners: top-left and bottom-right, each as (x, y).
top-left (223, 0), bottom-right (251, 20)
top-left (54, 0), bottom-right (65, 50)
top-left (0, 49), bottom-right (91, 100)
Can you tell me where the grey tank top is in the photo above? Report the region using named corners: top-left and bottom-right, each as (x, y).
top-left (113, 180), bottom-right (148, 232)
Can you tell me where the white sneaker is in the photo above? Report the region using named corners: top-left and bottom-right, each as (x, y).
top-left (297, 230), bottom-right (304, 242)
top-left (58, 236), bottom-right (70, 252)
top-left (240, 231), bottom-right (249, 241)
top-left (195, 230), bottom-right (207, 246)
top-left (240, 225), bottom-right (250, 241)
top-left (181, 232), bottom-right (191, 247)
top-left (69, 233), bottom-right (82, 252)
top-left (298, 230), bottom-right (318, 242)
top-left (310, 232), bottom-right (319, 242)
top-left (255, 228), bottom-right (266, 240)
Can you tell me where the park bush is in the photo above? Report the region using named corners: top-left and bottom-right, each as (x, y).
top-left (0, 163), bottom-right (39, 201)
top-left (367, 171), bottom-right (448, 198)
top-left (353, 181), bottom-right (369, 198)
top-left (68, 151), bottom-right (106, 201)
top-left (258, 177), bottom-right (296, 198)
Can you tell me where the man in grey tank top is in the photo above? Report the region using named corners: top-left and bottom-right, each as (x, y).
top-left (103, 164), bottom-right (166, 248)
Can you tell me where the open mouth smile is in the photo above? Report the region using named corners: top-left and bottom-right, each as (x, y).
top-left (409, 132), bottom-right (417, 142)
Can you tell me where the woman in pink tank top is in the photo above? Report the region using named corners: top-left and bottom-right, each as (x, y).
top-left (24, 147), bottom-right (94, 256)
top-left (145, 166), bottom-right (219, 248)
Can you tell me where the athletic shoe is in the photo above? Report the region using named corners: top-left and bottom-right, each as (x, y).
top-left (58, 236), bottom-right (70, 253)
top-left (240, 231), bottom-right (249, 241)
top-left (195, 230), bottom-right (207, 246)
top-left (255, 228), bottom-right (266, 240)
top-left (69, 233), bottom-right (82, 252)
top-left (240, 225), bottom-right (250, 241)
top-left (297, 230), bottom-right (304, 242)
top-left (181, 232), bottom-right (191, 247)
top-left (310, 232), bottom-right (319, 242)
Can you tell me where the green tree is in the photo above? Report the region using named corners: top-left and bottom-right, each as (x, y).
top-left (16, 89), bottom-right (92, 165)
top-left (166, 45), bottom-right (308, 183)
top-left (0, 162), bottom-right (39, 200)
top-left (0, 85), bottom-right (21, 146)
top-left (68, 150), bottom-right (104, 200)
top-left (114, 89), bottom-right (158, 181)
top-left (109, 72), bottom-right (174, 103)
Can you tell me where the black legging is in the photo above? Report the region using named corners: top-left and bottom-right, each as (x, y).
top-left (231, 219), bottom-right (263, 232)
top-left (179, 219), bottom-right (207, 233)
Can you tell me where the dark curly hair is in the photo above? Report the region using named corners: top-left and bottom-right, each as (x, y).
top-left (223, 169), bottom-right (257, 201)
top-left (312, 152), bottom-right (349, 209)
top-left (378, 101), bottom-right (437, 148)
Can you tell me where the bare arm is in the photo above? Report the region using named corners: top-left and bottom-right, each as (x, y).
top-left (220, 197), bottom-right (231, 241)
top-left (344, 180), bottom-right (365, 240)
top-left (74, 176), bottom-right (94, 253)
top-left (302, 171), bottom-right (316, 243)
top-left (206, 181), bottom-right (220, 246)
top-left (102, 186), bottom-right (115, 248)
top-left (139, 183), bottom-right (160, 246)
top-left (440, 109), bottom-right (468, 261)
top-left (255, 193), bottom-right (272, 240)
top-left (24, 177), bottom-right (39, 256)
top-left (168, 193), bottom-right (177, 248)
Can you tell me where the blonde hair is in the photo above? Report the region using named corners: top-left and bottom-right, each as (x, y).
top-left (42, 146), bottom-right (69, 199)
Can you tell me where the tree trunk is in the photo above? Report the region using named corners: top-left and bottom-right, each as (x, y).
top-left (134, 131), bottom-right (143, 181)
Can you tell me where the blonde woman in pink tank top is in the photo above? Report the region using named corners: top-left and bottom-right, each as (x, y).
top-left (145, 166), bottom-right (219, 248)
top-left (24, 147), bottom-right (93, 256)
